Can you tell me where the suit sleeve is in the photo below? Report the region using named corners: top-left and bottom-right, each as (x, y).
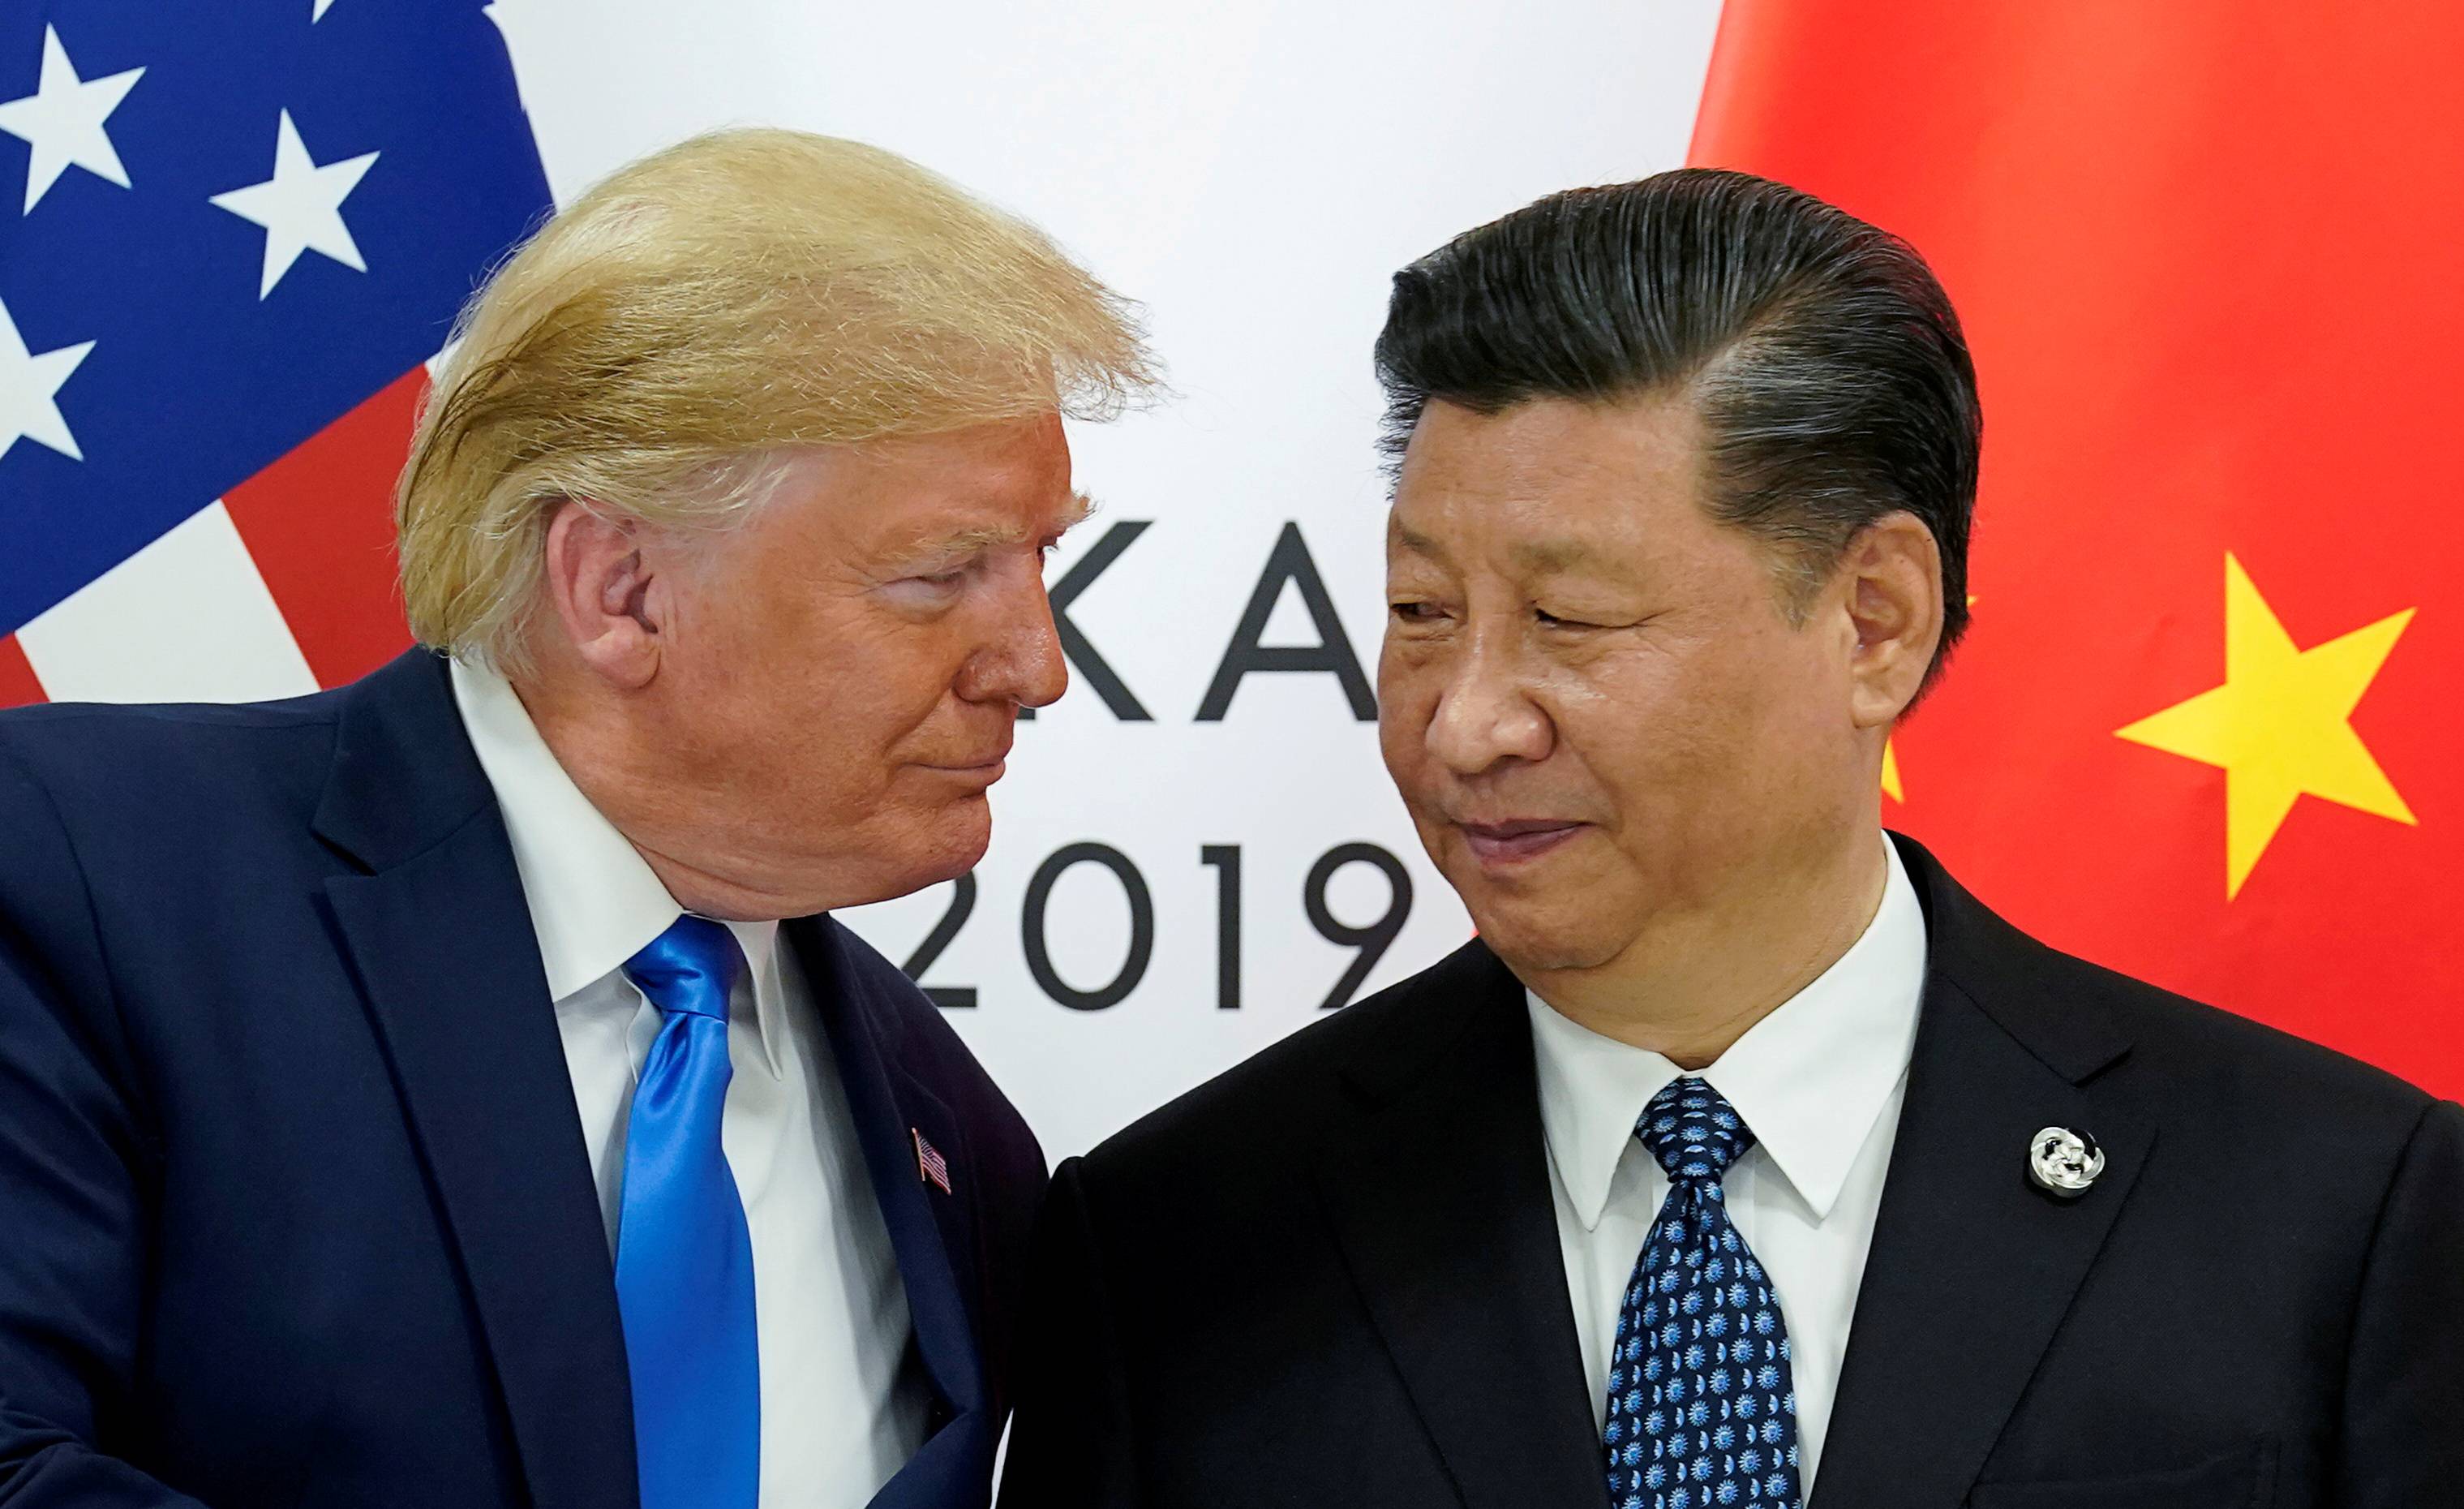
top-left (996, 1154), bottom-right (1139, 1508)
top-left (0, 740), bottom-right (208, 1507)
top-left (2334, 1096), bottom-right (2464, 1503)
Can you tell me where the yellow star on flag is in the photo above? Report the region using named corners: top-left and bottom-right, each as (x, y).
top-left (2115, 553), bottom-right (2416, 900)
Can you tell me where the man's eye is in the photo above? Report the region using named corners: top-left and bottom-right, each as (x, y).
top-left (1390, 601), bottom-right (1442, 622)
top-left (1536, 608), bottom-right (1599, 630)
top-left (885, 569), bottom-right (968, 606)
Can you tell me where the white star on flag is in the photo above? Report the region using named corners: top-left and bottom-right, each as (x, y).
top-left (312, 0), bottom-right (341, 21)
top-left (0, 24), bottom-right (146, 215)
top-left (0, 294), bottom-right (96, 462)
top-left (208, 110), bottom-right (380, 299)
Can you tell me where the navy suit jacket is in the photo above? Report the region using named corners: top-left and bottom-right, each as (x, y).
top-left (1000, 835), bottom-right (2464, 1508)
top-left (0, 649), bottom-right (1045, 1509)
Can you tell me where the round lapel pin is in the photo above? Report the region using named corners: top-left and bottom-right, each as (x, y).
top-left (2028, 1125), bottom-right (2104, 1198)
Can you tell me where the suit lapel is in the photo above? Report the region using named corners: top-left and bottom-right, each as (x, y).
top-left (316, 652), bottom-right (637, 1509)
top-left (889, 1066), bottom-right (985, 1353)
top-left (1813, 841), bottom-right (2152, 1509)
top-left (786, 915), bottom-right (991, 1509)
top-left (1314, 944), bottom-right (1609, 1509)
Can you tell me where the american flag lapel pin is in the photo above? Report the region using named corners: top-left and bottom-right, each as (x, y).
top-left (912, 1128), bottom-right (952, 1193)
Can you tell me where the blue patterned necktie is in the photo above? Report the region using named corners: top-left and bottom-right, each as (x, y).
top-left (1602, 1077), bottom-right (1801, 1509)
top-left (616, 915), bottom-right (760, 1509)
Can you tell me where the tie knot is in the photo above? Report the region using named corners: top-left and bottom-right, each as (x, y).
top-left (1636, 1076), bottom-right (1756, 1184)
top-left (622, 914), bottom-right (743, 1022)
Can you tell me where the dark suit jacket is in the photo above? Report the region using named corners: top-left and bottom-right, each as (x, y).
top-left (0, 649), bottom-right (1045, 1509)
top-left (999, 835), bottom-right (2464, 1508)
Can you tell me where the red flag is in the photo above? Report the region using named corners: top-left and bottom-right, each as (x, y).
top-left (1691, 2), bottom-right (2464, 1094)
top-left (222, 367), bottom-right (427, 691)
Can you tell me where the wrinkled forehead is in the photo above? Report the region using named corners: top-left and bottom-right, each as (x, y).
top-left (764, 415), bottom-right (1084, 552)
top-left (1388, 395), bottom-right (1715, 576)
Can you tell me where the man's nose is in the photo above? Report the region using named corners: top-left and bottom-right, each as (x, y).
top-left (1423, 638), bottom-right (1551, 775)
top-left (960, 565), bottom-right (1069, 709)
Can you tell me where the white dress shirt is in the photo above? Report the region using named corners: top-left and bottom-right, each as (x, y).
top-left (1527, 836), bottom-right (1926, 1499)
top-left (451, 659), bottom-right (928, 1509)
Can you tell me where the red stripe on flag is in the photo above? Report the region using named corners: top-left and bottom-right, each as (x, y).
top-left (223, 366), bottom-right (431, 690)
top-left (0, 634), bottom-right (44, 710)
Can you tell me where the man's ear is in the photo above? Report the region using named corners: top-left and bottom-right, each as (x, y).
top-left (539, 500), bottom-right (662, 690)
top-left (1841, 511), bottom-right (1944, 730)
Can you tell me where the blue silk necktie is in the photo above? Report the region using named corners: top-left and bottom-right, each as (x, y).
top-left (616, 915), bottom-right (760, 1509)
top-left (1602, 1077), bottom-right (1802, 1509)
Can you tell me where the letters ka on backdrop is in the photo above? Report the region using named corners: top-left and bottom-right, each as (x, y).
top-left (490, 0), bottom-right (1726, 1159)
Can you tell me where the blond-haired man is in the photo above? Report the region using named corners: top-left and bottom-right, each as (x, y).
top-left (0, 130), bottom-right (1151, 1509)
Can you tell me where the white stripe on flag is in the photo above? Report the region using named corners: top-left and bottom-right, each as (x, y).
top-left (16, 501), bottom-right (320, 704)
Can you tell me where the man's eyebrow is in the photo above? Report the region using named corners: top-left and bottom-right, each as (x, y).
top-left (893, 492), bottom-right (1096, 560)
top-left (1391, 520), bottom-right (1451, 565)
top-left (1393, 525), bottom-right (1599, 574)
top-left (1509, 537), bottom-right (1595, 574)
top-left (1054, 489), bottom-right (1096, 535)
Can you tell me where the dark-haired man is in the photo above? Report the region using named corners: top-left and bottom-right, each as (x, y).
top-left (999, 170), bottom-right (2464, 1508)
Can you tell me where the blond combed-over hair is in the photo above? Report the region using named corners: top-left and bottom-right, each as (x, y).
top-left (396, 127), bottom-right (1156, 673)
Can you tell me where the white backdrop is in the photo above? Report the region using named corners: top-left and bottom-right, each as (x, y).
top-left (489, 0), bottom-right (1724, 1159)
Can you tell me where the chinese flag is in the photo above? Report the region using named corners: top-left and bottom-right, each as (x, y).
top-left (1690, 2), bottom-right (2464, 1094)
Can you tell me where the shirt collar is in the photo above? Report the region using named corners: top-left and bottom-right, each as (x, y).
top-left (449, 658), bottom-right (787, 1076)
top-left (1527, 835), bottom-right (1928, 1231)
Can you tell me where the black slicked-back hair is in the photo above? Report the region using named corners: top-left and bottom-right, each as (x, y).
top-left (1373, 168), bottom-right (1980, 686)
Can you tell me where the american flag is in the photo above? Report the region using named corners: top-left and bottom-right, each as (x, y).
top-left (0, 2), bottom-right (551, 710)
top-left (912, 1128), bottom-right (951, 1194)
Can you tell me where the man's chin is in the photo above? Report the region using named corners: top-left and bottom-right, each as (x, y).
top-left (1460, 900), bottom-right (1627, 976)
top-left (898, 805), bottom-right (994, 896)
top-left (784, 805), bottom-right (991, 914)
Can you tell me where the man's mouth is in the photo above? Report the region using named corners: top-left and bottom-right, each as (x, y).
top-left (921, 740), bottom-right (1014, 781)
top-left (1455, 818), bottom-right (1587, 866)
